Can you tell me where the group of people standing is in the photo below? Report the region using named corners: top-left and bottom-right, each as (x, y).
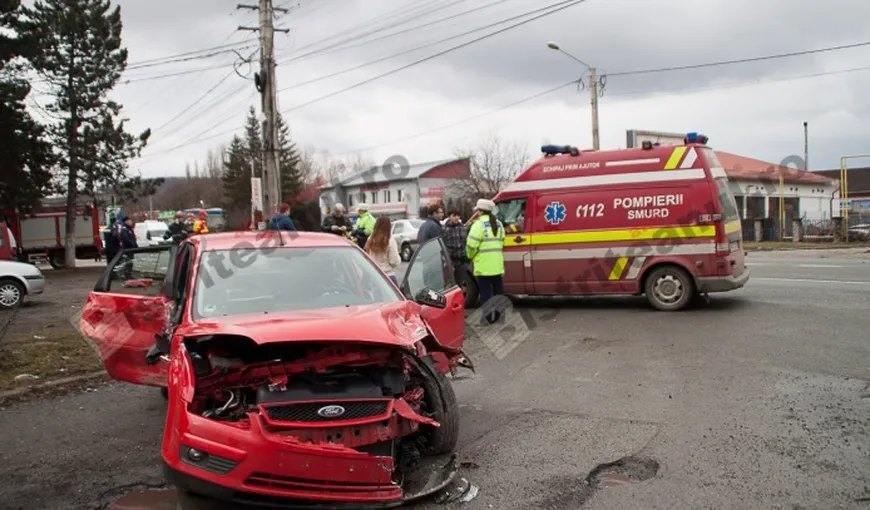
top-left (272, 198), bottom-right (507, 323)
top-left (415, 199), bottom-right (506, 323)
top-left (104, 210), bottom-right (210, 263)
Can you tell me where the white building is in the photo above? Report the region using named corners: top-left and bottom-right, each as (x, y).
top-left (626, 130), bottom-right (839, 239)
top-left (319, 158), bottom-right (471, 221)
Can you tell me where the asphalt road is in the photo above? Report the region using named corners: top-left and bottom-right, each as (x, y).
top-left (3, 250), bottom-right (870, 509)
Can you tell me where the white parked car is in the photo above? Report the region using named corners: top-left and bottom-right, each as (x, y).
top-left (391, 219), bottom-right (423, 262)
top-left (134, 220), bottom-right (171, 247)
top-left (0, 260), bottom-right (45, 309)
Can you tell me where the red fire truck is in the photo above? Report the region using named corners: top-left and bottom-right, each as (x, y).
top-left (2, 204), bottom-right (103, 268)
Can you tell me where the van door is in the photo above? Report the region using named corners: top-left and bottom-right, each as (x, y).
top-left (492, 196), bottom-right (533, 294)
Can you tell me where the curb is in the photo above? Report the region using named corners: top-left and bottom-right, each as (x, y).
top-left (0, 371), bottom-right (107, 400)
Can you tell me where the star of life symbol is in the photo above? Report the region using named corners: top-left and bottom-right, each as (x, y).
top-left (544, 201), bottom-right (567, 226)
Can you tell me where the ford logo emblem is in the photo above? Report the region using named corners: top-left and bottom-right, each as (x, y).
top-left (317, 405), bottom-right (346, 418)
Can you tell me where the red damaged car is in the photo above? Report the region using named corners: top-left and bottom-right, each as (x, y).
top-left (79, 231), bottom-right (473, 507)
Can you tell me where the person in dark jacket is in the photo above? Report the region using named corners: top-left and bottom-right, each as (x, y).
top-left (321, 203), bottom-right (353, 236)
top-left (119, 215), bottom-right (138, 250)
top-left (270, 203), bottom-right (297, 231)
top-left (114, 213), bottom-right (137, 279)
top-left (417, 204), bottom-right (444, 244)
top-left (443, 210), bottom-right (467, 264)
top-left (164, 212), bottom-right (190, 244)
top-left (103, 214), bottom-right (120, 264)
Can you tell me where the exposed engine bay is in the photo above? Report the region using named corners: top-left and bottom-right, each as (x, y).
top-left (181, 334), bottom-right (454, 478)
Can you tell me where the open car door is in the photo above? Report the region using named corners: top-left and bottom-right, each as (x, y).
top-left (400, 237), bottom-right (465, 352)
top-left (79, 245), bottom-right (175, 387)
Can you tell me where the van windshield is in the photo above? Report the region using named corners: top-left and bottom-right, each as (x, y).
top-left (715, 178), bottom-right (740, 221)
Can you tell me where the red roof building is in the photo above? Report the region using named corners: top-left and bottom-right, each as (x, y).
top-left (712, 151), bottom-right (839, 223)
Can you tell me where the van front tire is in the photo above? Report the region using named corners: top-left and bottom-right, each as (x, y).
top-left (644, 265), bottom-right (694, 311)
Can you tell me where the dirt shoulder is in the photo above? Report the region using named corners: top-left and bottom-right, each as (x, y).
top-left (0, 265), bottom-right (105, 395)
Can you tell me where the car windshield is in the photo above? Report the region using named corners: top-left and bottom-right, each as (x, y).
top-left (408, 220), bottom-right (423, 228)
top-left (192, 246), bottom-right (403, 319)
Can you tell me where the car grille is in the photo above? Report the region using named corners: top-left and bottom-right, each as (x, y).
top-left (262, 401), bottom-right (390, 423)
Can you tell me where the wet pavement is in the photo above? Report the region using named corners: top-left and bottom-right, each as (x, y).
top-left (3, 251), bottom-right (870, 509)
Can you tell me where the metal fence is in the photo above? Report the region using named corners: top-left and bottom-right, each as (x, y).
top-left (740, 215), bottom-right (870, 243)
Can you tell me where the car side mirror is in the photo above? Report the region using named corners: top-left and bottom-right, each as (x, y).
top-left (414, 287), bottom-right (447, 309)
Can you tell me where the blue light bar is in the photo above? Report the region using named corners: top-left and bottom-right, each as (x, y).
top-left (684, 132), bottom-right (709, 145)
top-left (541, 145), bottom-right (580, 156)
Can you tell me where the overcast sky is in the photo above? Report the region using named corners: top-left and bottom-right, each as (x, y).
top-left (62, 0), bottom-right (870, 178)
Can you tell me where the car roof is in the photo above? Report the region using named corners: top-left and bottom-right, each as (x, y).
top-left (188, 231), bottom-right (355, 251)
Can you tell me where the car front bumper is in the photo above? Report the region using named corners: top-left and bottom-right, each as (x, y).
top-left (696, 267), bottom-right (751, 293)
top-left (24, 276), bottom-right (46, 295)
top-left (163, 408), bottom-right (407, 506)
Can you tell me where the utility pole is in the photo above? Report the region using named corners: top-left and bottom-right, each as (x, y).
top-left (589, 67), bottom-right (600, 151)
top-left (238, 1), bottom-right (289, 222)
top-left (803, 121), bottom-right (809, 171)
top-left (546, 41), bottom-right (602, 150)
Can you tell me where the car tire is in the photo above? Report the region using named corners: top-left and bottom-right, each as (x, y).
top-left (644, 265), bottom-right (695, 311)
top-left (0, 278), bottom-right (25, 310)
top-left (160, 387), bottom-right (168, 400)
top-left (48, 250), bottom-right (66, 270)
top-left (420, 368), bottom-right (460, 455)
top-left (401, 242), bottom-right (412, 262)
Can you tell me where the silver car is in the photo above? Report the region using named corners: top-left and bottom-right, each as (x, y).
top-left (391, 219), bottom-right (423, 262)
top-left (0, 260), bottom-right (46, 309)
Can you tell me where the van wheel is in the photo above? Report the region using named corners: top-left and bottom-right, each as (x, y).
top-left (401, 243), bottom-right (412, 262)
top-left (644, 266), bottom-right (694, 311)
top-left (459, 269), bottom-right (478, 309)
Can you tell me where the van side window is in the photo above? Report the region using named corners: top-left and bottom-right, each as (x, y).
top-left (494, 198), bottom-right (527, 233)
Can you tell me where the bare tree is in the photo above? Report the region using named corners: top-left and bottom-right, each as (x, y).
top-left (297, 144), bottom-right (320, 185)
top-left (452, 131), bottom-right (531, 200)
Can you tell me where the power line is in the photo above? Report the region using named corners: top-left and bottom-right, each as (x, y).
top-left (277, 0), bottom-right (576, 93)
top-left (608, 40), bottom-right (870, 77)
top-left (140, 0), bottom-right (587, 157)
top-left (137, 63), bottom-right (870, 165)
top-left (125, 39), bottom-right (257, 68)
top-left (275, 0), bottom-right (470, 62)
top-left (279, 0), bottom-right (513, 65)
top-left (606, 65), bottom-right (870, 98)
top-left (279, 0), bottom-right (586, 114)
top-left (151, 48), bottom-right (259, 136)
top-left (332, 80), bottom-right (579, 157)
top-left (118, 62), bottom-right (240, 84)
top-left (333, 66), bottom-right (870, 157)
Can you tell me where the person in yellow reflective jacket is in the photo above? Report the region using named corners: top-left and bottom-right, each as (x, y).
top-left (353, 206), bottom-right (376, 249)
top-left (465, 198), bottom-right (505, 324)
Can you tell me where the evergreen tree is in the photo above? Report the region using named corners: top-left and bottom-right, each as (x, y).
top-left (221, 135), bottom-right (252, 226)
top-left (243, 106), bottom-right (262, 180)
top-left (18, 0), bottom-right (150, 267)
top-left (0, 0), bottom-right (54, 210)
top-left (276, 113), bottom-right (303, 204)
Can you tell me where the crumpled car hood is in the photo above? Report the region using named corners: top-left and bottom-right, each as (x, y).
top-left (175, 301), bottom-right (430, 347)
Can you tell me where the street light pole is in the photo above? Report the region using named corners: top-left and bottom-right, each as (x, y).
top-left (547, 41), bottom-right (600, 150)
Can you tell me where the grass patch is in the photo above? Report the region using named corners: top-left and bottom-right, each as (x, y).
top-left (0, 328), bottom-right (103, 392)
top-left (744, 241), bottom-right (870, 251)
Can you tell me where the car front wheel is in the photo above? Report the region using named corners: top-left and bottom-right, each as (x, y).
top-left (419, 368), bottom-right (459, 455)
top-left (0, 279), bottom-right (24, 310)
top-left (400, 242), bottom-right (412, 262)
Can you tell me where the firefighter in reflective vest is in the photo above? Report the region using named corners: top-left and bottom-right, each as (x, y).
top-left (465, 198), bottom-right (506, 324)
